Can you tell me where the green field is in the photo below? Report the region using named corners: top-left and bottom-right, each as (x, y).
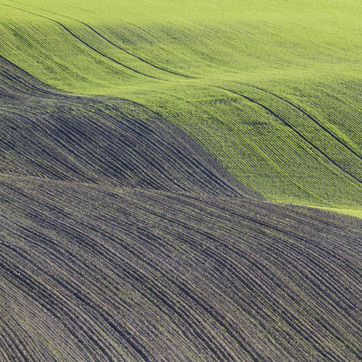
top-left (2, 1), bottom-right (362, 360)
top-left (1, 0), bottom-right (362, 213)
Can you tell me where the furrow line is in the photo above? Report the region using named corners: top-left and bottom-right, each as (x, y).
top-left (0, 3), bottom-right (159, 79)
top-left (240, 83), bottom-right (362, 163)
top-left (216, 86), bottom-right (362, 187)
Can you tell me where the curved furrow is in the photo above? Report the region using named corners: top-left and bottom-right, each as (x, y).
top-left (0, 255), bottom-right (133, 361)
top-left (115, 192), bottom-right (362, 348)
top-left (34, 183), bottom-right (359, 318)
top-left (0, 111), bottom-right (96, 180)
top-left (0, 57), bottom-right (250, 196)
top-left (1, 221), bottom-right (233, 361)
top-left (239, 83), bottom-right (362, 163)
top-left (69, 102), bottom-right (247, 193)
top-left (190, 241), bottom-right (354, 357)
top-left (0, 18), bottom-right (362, 360)
top-left (0, 56), bottom-right (61, 98)
top-left (1, 179), bottom-right (362, 361)
top-left (1, 187), bottom-right (247, 359)
top-left (0, 312), bottom-right (31, 362)
top-left (21, 205), bottom-right (246, 360)
top-left (216, 85), bottom-right (362, 187)
top-left (0, 3), bottom-right (159, 80)
top-left (2, 0), bottom-right (191, 78)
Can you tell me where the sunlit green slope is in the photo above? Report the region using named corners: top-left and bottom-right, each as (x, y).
top-left (1, 0), bottom-right (362, 210)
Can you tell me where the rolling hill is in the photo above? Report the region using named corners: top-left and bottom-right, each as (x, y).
top-left (1, 178), bottom-right (362, 361)
top-left (0, 56), bottom-right (251, 196)
top-left (1, 0), bottom-right (362, 211)
top-left (1, 0), bottom-right (362, 361)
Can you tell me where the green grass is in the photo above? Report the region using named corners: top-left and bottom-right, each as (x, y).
top-left (317, 207), bottom-right (362, 219)
top-left (1, 0), bottom-right (362, 211)
top-left (2, 2), bottom-right (362, 359)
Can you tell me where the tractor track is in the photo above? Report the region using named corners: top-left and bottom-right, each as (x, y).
top-left (216, 85), bottom-right (362, 187)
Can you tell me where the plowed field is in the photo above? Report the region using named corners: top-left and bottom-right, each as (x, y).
top-left (1, 179), bottom-right (362, 361)
top-left (1, 0), bottom-right (362, 360)
top-left (0, 0), bottom-right (362, 209)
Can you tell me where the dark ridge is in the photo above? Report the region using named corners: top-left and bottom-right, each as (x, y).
top-left (0, 55), bottom-right (63, 98)
top-left (0, 179), bottom-right (362, 361)
top-left (2, 52), bottom-right (362, 362)
top-left (0, 57), bottom-right (251, 196)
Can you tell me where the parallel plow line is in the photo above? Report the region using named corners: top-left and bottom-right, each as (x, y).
top-left (237, 83), bottom-right (362, 164)
top-left (0, 58), bottom-right (249, 196)
top-left (1, 180), bottom-right (362, 361)
top-left (216, 86), bottom-right (362, 187)
top-left (0, 3), bottom-right (159, 80)
top-left (3, 0), bottom-right (191, 78)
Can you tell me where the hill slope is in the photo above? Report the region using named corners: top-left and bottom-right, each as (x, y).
top-left (0, 56), bottom-right (250, 196)
top-left (1, 1), bottom-right (362, 361)
top-left (1, 179), bottom-right (362, 361)
top-left (0, 51), bottom-right (362, 361)
top-left (1, 0), bottom-right (362, 209)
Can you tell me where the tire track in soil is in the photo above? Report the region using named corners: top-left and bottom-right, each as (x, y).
top-left (4, 0), bottom-right (192, 78)
top-left (239, 83), bottom-right (362, 163)
top-left (216, 85), bottom-right (362, 187)
top-left (0, 3), bottom-right (159, 80)
top-left (1, 29), bottom-right (362, 361)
